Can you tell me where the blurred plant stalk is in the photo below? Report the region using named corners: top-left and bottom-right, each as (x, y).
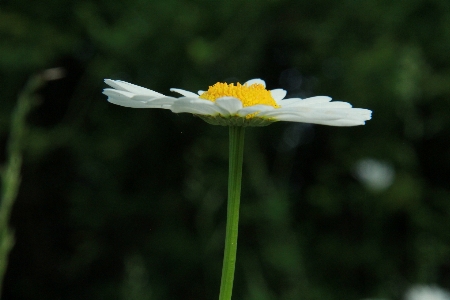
top-left (0, 69), bottom-right (62, 295)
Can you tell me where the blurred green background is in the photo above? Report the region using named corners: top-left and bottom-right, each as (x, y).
top-left (1, 0), bottom-right (450, 299)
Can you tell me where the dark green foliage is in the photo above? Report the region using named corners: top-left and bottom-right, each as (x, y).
top-left (1, 0), bottom-right (450, 299)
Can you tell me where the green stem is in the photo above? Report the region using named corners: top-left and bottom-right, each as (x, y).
top-left (0, 75), bottom-right (41, 295)
top-left (219, 126), bottom-right (245, 300)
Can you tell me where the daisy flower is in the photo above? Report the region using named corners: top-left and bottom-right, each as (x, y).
top-left (103, 78), bottom-right (372, 127)
top-left (102, 77), bottom-right (372, 300)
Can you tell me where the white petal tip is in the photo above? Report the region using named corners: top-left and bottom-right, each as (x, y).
top-left (245, 78), bottom-right (266, 87)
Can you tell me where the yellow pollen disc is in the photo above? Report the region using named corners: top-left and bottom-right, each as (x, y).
top-left (199, 82), bottom-right (280, 108)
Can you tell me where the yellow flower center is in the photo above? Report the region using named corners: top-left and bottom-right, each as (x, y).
top-left (199, 82), bottom-right (280, 108)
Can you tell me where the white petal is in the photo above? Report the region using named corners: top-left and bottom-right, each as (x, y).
top-left (245, 78), bottom-right (266, 87)
top-left (132, 95), bottom-right (175, 103)
top-left (104, 79), bottom-right (165, 97)
top-left (260, 109), bottom-right (344, 121)
top-left (328, 119), bottom-right (367, 126)
top-left (107, 98), bottom-right (150, 108)
top-left (279, 98), bottom-right (302, 106)
top-left (104, 89), bottom-right (175, 109)
top-left (259, 107), bottom-right (372, 126)
top-left (313, 119), bottom-right (368, 126)
top-left (278, 114), bottom-right (367, 126)
top-left (134, 96), bottom-right (177, 108)
top-left (301, 96), bottom-right (333, 103)
top-left (215, 97), bottom-right (243, 115)
top-left (270, 89), bottom-right (287, 103)
top-left (310, 101), bottom-right (353, 108)
top-left (236, 105), bottom-right (274, 116)
top-left (265, 106), bottom-right (371, 119)
top-left (170, 88), bottom-right (200, 98)
top-left (278, 97), bottom-right (368, 123)
top-left (281, 96), bottom-right (332, 107)
top-left (171, 98), bottom-right (224, 115)
top-left (350, 108), bottom-right (372, 117)
top-left (104, 88), bottom-right (175, 108)
top-left (198, 90), bottom-right (205, 95)
top-left (103, 88), bottom-right (135, 99)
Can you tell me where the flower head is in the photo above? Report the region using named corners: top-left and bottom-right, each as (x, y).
top-left (103, 78), bottom-right (372, 127)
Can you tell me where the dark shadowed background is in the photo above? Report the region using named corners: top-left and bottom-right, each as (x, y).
top-left (1, 0), bottom-right (450, 299)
